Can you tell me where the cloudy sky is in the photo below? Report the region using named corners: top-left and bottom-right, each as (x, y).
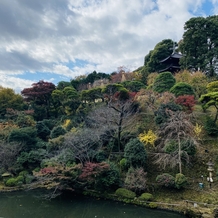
top-left (0, 0), bottom-right (217, 93)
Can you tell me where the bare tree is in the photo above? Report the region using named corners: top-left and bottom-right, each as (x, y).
top-left (0, 141), bottom-right (21, 172)
top-left (154, 111), bottom-right (197, 173)
top-left (86, 101), bottom-right (138, 153)
top-left (63, 128), bottom-right (102, 164)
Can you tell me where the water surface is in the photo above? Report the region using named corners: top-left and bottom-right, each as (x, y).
top-left (0, 190), bottom-right (186, 218)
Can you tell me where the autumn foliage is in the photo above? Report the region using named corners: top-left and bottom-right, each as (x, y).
top-left (175, 95), bottom-right (196, 112)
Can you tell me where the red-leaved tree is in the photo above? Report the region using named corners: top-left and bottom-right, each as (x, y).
top-left (175, 95), bottom-right (196, 112)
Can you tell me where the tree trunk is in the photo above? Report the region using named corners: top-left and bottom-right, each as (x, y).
top-left (178, 134), bottom-right (182, 174)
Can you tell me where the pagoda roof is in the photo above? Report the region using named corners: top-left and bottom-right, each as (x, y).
top-left (160, 52), bottom-right (183, 63)
top-left (159, 63), bottom-right (181, 73)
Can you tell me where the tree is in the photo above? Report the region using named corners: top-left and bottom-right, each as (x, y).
top-left (154, 111), bottom-right (197, 174)
top-left (63, 128), bottom-right (103, 164)
top-left (179, 16), bottom-right (218, 77)
top-left (0, 87), bottom-right (25, 117)
top-left (124, 138), bottom-right (147, 169)
top-left (175, 95), bottom-right (196, 112)
top-left (153, 72), bottom-right (176, 93)
top-left (0, 141), bottom-right (21, 172)
top-left (21, 80), bottom-right (56, 120)
top-left (52, 86), bottom-right (80, 116)
top-left (199, 81), bottom-right (218, 122)
top-left (121, 80), bottom-right (146, 92)
top-left (87, 89), bottom-right (138, 152)
top-left (170, 82), bottom-right (195, 97)
top-left (144, 39), bottom-right (176, 73)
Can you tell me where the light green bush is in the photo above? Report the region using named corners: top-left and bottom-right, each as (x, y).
top-left (115, 188), bottom-right (136, 199)
top-left (138, 193), bottom-right (153, 201)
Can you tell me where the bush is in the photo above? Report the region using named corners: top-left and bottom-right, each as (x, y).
top-left (204, 117), bottom-right (218, 136)
top-left (5, 178), bottom-right (17, 187)
top-left (170, 82), bottom-right (195, 97)
top-left (124, 138), bottom-right (147, 168)
top-left (124, 167), bottom-right (147, 193)
top-left (175, 173), bottom-right (187, 189)
top-left (119, 158), bottom-right (127, 171)
top-left (138, 193), bottom-right (153, 201)
top-left (115, 188), bottom-right (136, 199)
top-left (50, 126), bottom-right (67, 139)
top-left (156, 173), bottom-right (175, 188)
top-left (148, 202), bottom-right (158, 209)
top-left (153, 72), bottom-right (176, 93)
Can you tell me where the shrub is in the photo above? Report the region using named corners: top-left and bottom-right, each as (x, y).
top-left (175, 173), bottom-right (187, 189)
top-left (138, 193), bottom-right (153, 201)
top-left (124, 138), bottom-right (147, 168)
top-left (153, 72), bottom-right (176, 93)
top-left (115, 188), bottom-right (136, 199)
top-left (148, 202), bottom-right (158, 209)
top-left (50, 126), bottom-right (67, 139)
top-left (204, 117), bottom-right (218, 136)
top-left (5, 178), bottom-right (17, 187)
top-left (124, 167), bottom-right (147, 193)
top-left (170, 82), bottom-right (195, 97)
top-left (156, 173), bottom-right (175, 188)
top-left (119, 158), bottom-right (127, 171)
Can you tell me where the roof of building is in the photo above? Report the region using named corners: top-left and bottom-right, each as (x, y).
top-left (160, 52), bottom-right (183, 63)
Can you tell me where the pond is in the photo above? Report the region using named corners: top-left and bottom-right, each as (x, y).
top-left (0, 190), bottom-right (186, 218)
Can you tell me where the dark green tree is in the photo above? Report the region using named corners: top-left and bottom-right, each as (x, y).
top-left (124, 138), bottom-right (147, 169)
top-left (141, 39), bottom-right (176, 83)
top-left (153, 72), bottom-right (176, 93)
top-left (179, 16), bottom-right (218, 77)
top-left (170, 82), bottom-right (195, 97)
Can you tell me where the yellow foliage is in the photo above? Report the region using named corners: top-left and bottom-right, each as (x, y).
top-left (138, 130), bottom-right (158, 146)
top-left (194, 123), bottom-right (203, 139)
top-left (62, 119), bottom-right (71, 129)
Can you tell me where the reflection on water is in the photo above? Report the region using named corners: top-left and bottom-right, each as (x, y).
top-left (0, 190), bottom-right (186, 218)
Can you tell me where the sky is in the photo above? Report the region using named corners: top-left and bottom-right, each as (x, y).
top-left (0, 0), bottom-right (218, 93)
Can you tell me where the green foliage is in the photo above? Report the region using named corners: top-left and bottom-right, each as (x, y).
top-left (124, 138), bottom-right (147, 168)
top-left (121, 80), bottom-right (146, 92)
top-left (148, 202), bottom-right (158, 209)
top-left (170, 82), bottom-right (195, 97)
top-left (50, 126), bottom-right (67, 139)
top-left (119, 158), bottom-right (127, 171)
top-left (0, 87), bottom-right (25, 117)
top-left (154, 103), bottom-right (181, 125)
top-left (138, 193), bottom-right (153, 201)
top-left (175, 173), bottom-right (187, 189)
top-left (153, 72), bottom-right (176, 93)
top-left (8, 127), bottom-right (37, 150)
top-left (164, 139), bottom-right (196, 156)
top-left (156, 173), bottom-right (175, 188)
top-left (115, 188), bottom-right (136, 199)
top-left (204, 117), bottom-right (218, 136)
top-left (143, 39), bottom-right (175, 74)
top-left (179, 16), bottom-right (218, 77)
top-left (36, 121), bottom-right (51, 140)
top-left (95, 162), bottom-right (120, 191)
top-left (5, 178), bottom-right (17, 187)
top-left (17, 149), bottom-right (47, 169)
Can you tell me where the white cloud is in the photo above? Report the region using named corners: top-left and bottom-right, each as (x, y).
top-left (0, 0), bottom-right (216, 92)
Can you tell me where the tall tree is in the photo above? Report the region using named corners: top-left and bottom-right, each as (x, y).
top-left (21, 81), bottom-right (56, 120)
top-left (179, 16), bottom-right (218, 77)
top-left (0, 87), bottom-right (25, 117)
top-left (154, 111), bottom-right (196, 174)
top-left (141, 39), bottom-right (176, 83)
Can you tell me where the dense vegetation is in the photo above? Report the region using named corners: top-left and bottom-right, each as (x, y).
top-left (1, 15), bottom-right (218, 216)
